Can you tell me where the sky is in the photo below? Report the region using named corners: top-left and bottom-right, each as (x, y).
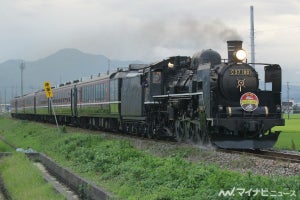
top-left (1, 0), bottom-right (300, 84)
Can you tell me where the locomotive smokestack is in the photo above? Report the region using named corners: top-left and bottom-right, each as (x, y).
top-left (227, 40), bottom-right (243, 62)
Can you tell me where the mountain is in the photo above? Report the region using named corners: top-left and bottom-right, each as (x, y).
top-left (0, 49), bottom-right (143, 100)
top-left (0, 49), bottom-right (299, 103)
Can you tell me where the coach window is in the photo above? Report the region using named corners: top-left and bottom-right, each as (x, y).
top-left (99, 84), bottom-right (101, 101)
top-left (93, 84), bottom-right (96, 102)
top-left (91, 85), bottom-right (93, 102)
top-left (103, 83), bottom-right (106, 101)
top-left (60, 91), bottom-right (62, 103)
top-left (99, 84), bottom-right (102, 101)
top-left (84, 86), bottom-right (87, 102)
top-left (82, 86), bottom-right (85, 102)
top-left (103, 83), bottom-right (107, 101)
top-left (95, 84), bottom-right (99, 101)
top-left (90, 85), bottom-right (93, 102)
top-left (86, 86), bottom-right (89, 102)
top-left (96, 85), bottom-right (98, 101)
top-left (89, 85), bottom-right (93, 102)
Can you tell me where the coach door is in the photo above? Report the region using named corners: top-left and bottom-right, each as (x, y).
top-left (71, 86), bottom-right (78, 116)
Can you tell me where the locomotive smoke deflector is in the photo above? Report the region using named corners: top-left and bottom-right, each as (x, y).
top-left (227, 40), bottom-right (247, 62)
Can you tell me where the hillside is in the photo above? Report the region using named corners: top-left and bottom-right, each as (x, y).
top-left (0, 49), bottom-right (143, 99)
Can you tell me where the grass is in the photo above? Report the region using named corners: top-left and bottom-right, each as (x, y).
top-left (0, 153), bottom-right (65, 200)
top-left (274, 114), bottom-right (300, 150)
top-left (0, 140), bottom-right (12, 152)
top-left (0, 116), bottom-right (299, 200)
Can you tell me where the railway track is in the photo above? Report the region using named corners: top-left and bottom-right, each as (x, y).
top-left (220, 149), bottom-right (300, 163)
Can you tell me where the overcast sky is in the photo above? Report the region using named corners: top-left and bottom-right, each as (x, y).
top-left (1, 0), bottom-right (300, 83)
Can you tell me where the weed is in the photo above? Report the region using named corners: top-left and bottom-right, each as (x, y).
top-left (291, 139), bottom-right (296, 150)
top-left (60, 125), bottom-right (67, 133)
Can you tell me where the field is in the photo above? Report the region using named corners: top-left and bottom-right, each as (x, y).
top-left (274, 114), bottom-right (300, 150)
top-left (0, 116), bottom-right (299, 200)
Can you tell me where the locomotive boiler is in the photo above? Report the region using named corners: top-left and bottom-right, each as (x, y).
top-left (11, 40), bottom-right (285, 149)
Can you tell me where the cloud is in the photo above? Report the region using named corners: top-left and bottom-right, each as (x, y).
top-left (0, 0), bottom-right (300, 69)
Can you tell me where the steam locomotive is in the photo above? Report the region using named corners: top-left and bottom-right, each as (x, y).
top-left (11, 40), bottom-right (285, 149)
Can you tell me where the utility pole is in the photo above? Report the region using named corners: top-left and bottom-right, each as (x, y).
top-left (107, 59), bottom-right (110, 75)
top-left (20, 61), bottom-right (26, 96)
top-left (250, 5), bottom-right (255, 68)
top-left (287, 82), bottom-right (290, 120)
top-left (4, 88), bottom-right (6, 112)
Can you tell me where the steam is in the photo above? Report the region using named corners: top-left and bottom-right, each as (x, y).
top-left (73, 17), bottom-right (242, 61)
top-left (138, 18), bottom-right (242, 47)
top-left (133, 18), bottom-right (242, 60)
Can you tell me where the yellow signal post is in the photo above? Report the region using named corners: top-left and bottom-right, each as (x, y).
top-left (43, 81), bottom-right (53, 98)
top-left (43, 81), bottom-right (59, 132)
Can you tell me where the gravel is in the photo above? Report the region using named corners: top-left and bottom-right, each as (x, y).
top-left (124, 137), bottom-right (300, 177)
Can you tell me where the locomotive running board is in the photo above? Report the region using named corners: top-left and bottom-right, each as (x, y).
top-left (153, 92), bottom-right (203, 99)
top-left (212, 131), bottom-right (280, 149)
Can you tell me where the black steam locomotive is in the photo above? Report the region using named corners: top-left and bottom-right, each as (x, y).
top-left (11, 40), bottom-right (285, 149)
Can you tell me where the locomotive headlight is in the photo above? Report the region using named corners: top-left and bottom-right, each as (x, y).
top-left (234, 49), bottom-right (247, 62)
top-left (168, 62), bottom-right (174, 68)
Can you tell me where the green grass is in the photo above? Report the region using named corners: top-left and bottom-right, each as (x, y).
top-left (0, 140), bottom-right (12, 152)
top-left (274, 114), bottom-right (300, 150)
top-left (0, 116), bottom-right (299, 199)
top-left (0, 153), bottom-right (65, 200)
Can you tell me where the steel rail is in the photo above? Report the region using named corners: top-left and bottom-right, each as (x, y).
top-left (219, 149), bottom-right (300, 163)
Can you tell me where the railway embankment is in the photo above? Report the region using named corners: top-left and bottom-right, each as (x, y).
top-left (0, 140), bottom-right (112, 200)
top-left (27, 152), bottom-right (112, 200)
top-left (0, 116), bottom-right (299, 199)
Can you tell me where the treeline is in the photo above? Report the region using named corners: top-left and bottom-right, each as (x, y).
top-left (293, 105), bottom-right (300, 113)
